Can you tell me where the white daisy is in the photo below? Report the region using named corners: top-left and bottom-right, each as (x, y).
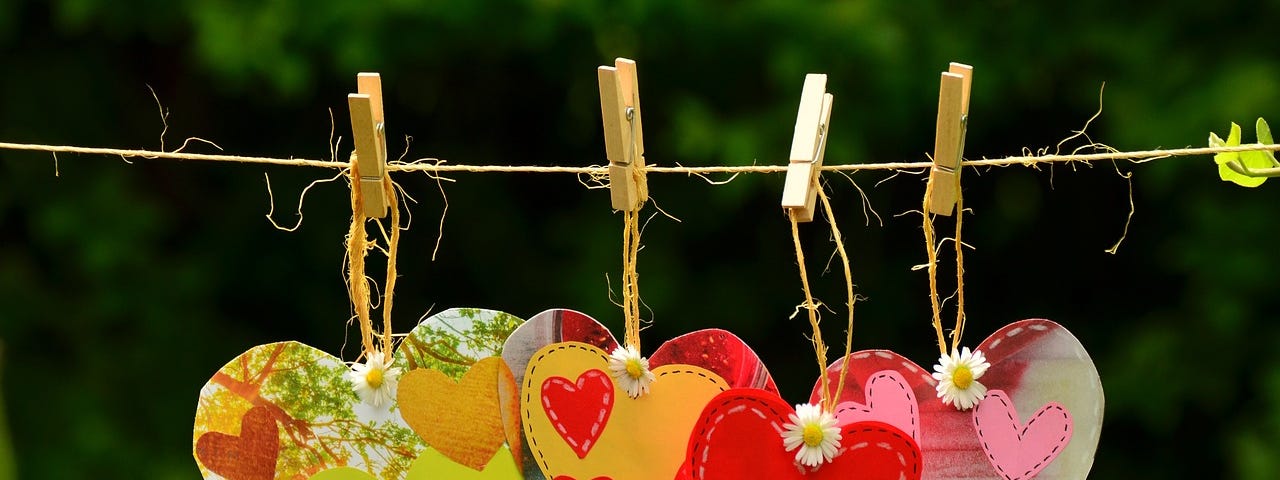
top-left (347, 350), bottom-right (402, 408)
top-left (607, 345), bottom-right (655, 398)
top-left (781, 403), bottom-right (842, 468)
top-left (932, 346), bottom-right (991, 410)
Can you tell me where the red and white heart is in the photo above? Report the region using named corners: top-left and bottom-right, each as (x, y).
top-left (682, 389), bottom-right (922, 480)
top-left (809, 319), bottom-right (1102, 479)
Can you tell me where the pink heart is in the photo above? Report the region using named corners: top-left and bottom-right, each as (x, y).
top-left (810, 319), bottom-right (1102, 478)
top-left (831, 370), bottom-right (919, 441)
top-left (972, 390), bottom-right (1072, 480)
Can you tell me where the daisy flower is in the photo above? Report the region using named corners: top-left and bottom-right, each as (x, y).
top-left (347, 350), bottom-right (402, 408)
top-left (932, 346), bottom-right (991, 410)
top-left (781, 403), bottom-right (842, 468)
top-left (608, 345), bottom-right (655, 398)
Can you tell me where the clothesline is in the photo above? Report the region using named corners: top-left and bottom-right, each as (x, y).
top-left (2, 141), bottom-right (1277, 174)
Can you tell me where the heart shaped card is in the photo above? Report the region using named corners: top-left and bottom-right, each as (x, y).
top-left (193, 308), bottom-right (525, 479)
top-left (808, 319), bottom-right (1103, 479)
top-left (505, 309), bottom-right (778, 480)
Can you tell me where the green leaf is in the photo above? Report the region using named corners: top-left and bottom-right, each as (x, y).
top-left (1258, 117), bottom-right (1274, 145)
top-left (1214, 122), bottom-right (1267, 187)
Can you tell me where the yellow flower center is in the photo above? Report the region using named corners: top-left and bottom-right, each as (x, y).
top-left (802, 423), bottom-right (825, 447)
top-left (366, 368), bottom-right (384, 389)
top-left (953, 365), bottom-right (973, 390)
top-left (625, 358), bottom-right (645, 379)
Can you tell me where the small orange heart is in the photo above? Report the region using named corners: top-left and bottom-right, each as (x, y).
top-left (398, 356), bottom-right (516, 471)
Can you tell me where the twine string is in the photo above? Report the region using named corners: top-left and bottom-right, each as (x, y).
top-left (346, 155), bottom-right (375, 357)
top-left (3, 141), bottom-right (1277, 174)
top-left (382, 175), bottom-right (401, 356)
top-left (789, 209), bottom-right (831, 411)
top-left (922, 177), bottom-right (968, 357)
top-left (816, 186), bottom-right (857, 411)
top-left (921, 179), bottom-right (948, 357)
top-left (951, 184), bottom-right (966, 352)
top-left (346, 154), bottom-right (402, 360)
top-left (621, 208), bottom-right (642, 350)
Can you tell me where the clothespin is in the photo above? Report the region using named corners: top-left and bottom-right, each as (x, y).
top-left (781, 74), bottom-right (834, 222)
top-left (348, 72), bottom-right (389, 218)
top-left (597, 58), bottom-right (648, 211)
top-left (926, 63), bottom-right (973, 216)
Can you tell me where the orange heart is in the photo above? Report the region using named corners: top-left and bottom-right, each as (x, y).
top-left (397, 356), bottom-right (518, 471)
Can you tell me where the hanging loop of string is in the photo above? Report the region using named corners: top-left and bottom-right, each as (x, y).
top-left (346, 154), bottom-right (402, 360)
top-left (621, 209), bottom-right (642, 350)
top-left (619, 106), bottom-right (645, 352)
top-left (921, 178), bottom-right (968, 357)
top-left (788, 184), bottom-right (857, 414)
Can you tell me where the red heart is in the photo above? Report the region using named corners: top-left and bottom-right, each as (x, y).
top-left (195, 406), bottom-right (279, 480)
top-left (541, 369), bottom-right (615, 459)
top-left (685, 389), bottom-right (921, 480)
top-left (809, 319), bottom-right (1102, 478)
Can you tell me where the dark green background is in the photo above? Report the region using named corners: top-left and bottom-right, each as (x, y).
top-left (2, 0), bottom-right (1279, 478)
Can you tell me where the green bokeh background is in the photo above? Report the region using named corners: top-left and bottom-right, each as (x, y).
top-left (1, 0), bottom-right (1279, 478)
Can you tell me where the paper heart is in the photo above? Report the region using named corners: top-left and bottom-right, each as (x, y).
top-left (194, 308), bottom-right (524, 479)
top-left (973, 390), bottom-right (1073, 480)
top-left (684, 389), bottom-right (921, 480)
top-left (504, 309), bottom-right (777, 480)
top-left (521, 342), bottom-right (728, 480)
top-left (540, 369), bottom-right (615, 458)
top-left (397, 356), bottom-right (517, 470)
top-left (810, 319), bottom-right (1103, 479)
top-left (195, 406), bottom-right (279, 480)
top-left (310, 445), bottom-right (523, 480)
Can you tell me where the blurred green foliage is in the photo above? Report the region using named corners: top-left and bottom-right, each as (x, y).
top-left (1, 0), bottom-right (1280, 478)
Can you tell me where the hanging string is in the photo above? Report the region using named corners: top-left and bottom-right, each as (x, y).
top-left (788, 209), bottom-right (831, 411)
top-left (621, 208), bottom-right (643, 350)
top-left (950, 184), bottom-right (967, 352)
top-left (381, 175), bottom-right (401, 356)
top-left (921, 180), bottom-right (949, 357)
top-left (345, 156), bottom-right (403, 359)
top-left (922, 175), bottom-right (969, 356)
top-left (816, 186), bottom-right (857, 411)
top-left (346, 157), bottom-right (376, 357)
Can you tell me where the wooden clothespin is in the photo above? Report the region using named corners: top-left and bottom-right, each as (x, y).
top-left (597, 58), bottom-right (648, 212)
top-left (926, 63), bottom-right (973, 216)
top-left (781, 74), bottom-right (835, 222)
top-left (348, 72), bottom-right (389, 218)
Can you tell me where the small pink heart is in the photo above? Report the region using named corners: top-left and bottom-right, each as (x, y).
top-left (832, 370), bottom-right (919, 441)
top-left (972, 390), bottom-right (1073, 480)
